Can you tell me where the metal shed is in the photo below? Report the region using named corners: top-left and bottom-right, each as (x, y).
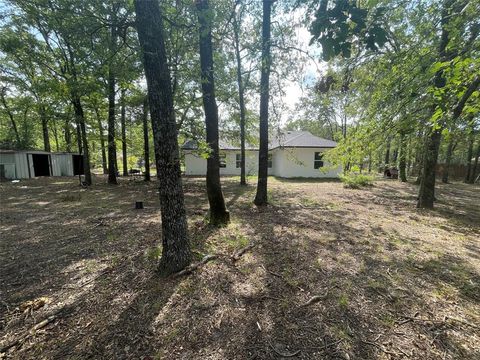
top-left (0, 150), bottom-right (83, 180)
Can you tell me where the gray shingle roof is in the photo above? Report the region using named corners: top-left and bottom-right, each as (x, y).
top-left (181, 131), bottom-right (336, 151)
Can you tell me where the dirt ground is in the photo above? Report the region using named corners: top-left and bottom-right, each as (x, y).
top-left (0, 176), bottom-right (479, 359)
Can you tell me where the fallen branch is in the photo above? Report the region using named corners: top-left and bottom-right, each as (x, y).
top-left (396, 315), bottom-right (478, 329)
top-left (0, 315), bottom-right (57, 354)
top-left (267, 339), bottom-right (301, 358)
top-left (361, 339), bottom-right (399, 356)
top-left (231, 243), bottom-right (255, 262)
top-left (300, 288), bottom-right (332, 307)
top-left (172, 254), bottom-right (218, 278)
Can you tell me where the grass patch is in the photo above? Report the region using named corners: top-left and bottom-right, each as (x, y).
top-left (339, 173), bottom-right (374, 189)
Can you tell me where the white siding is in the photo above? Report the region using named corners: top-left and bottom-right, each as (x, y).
top-left (51, 154), bottom-right (74, 176)
top-left (184, 150), bottom-right (259, 176)
top-left (273, 147), bottom-right (341, 178)
top-left (16, 153), bottom-right (31, 179)
top-left (184, 147), bottom-right (341, 178)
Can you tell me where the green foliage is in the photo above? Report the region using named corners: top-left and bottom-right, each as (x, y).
top-left (339, 173), bottom-right (374, 189)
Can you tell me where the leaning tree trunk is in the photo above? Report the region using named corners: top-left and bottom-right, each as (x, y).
top-left (94, 107), bottom-right (108, 174)
top-left (399, 132), bottom-right (407, 182)
top-left (464, 125), bottom-right (474, 183)
top-left (442, 136), bottom-right (455, 183)
top-left (135, 0), bottom-right (190, 275)
top-left (72, 95), bottom-right (92, 186)
top-left (233, 13), bottom-right (247, 186)
top-left (417, 128), bottom-right (441, 208)
top-left (39, 104), bottom-right (51, 152)
top-left (196, 0), bottom-right (230, 225)
top-left (142, 96), bottom-right (150, 182)
top-left (107, 8), bottom-right (118, 184)
top-left (0, 87), bottom-right (21, 146)
top-left (75, 122), bottom-right (82, 155)
top-left (254, 0), bottom-right (273, 206)
top-left (121, 88), bottom-right (128, 176)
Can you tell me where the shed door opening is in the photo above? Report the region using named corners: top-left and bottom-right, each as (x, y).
top-left (32, 154), bottom-right (51, 177)
top-left (73, 155), bottom-right (84, 175)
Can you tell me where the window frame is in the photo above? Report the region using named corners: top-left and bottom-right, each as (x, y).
top-left (235, 153), bottom-right (241, 168)
top-left (219, 153), bottom-right (227, 168)
top-left (314, 152), bottom-right (324, 169)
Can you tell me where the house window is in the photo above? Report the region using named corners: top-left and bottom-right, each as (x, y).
top-left (236, 154), bottom-right (241, 168)
top-left (268, 153), bottom-right (272, 168)
top-left (314, 152), bottom-right (323, 169)
top-left (219, 153), bottom-right (226, 168)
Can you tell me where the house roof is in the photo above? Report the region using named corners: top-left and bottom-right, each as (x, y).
top-left (270, 131), bottom-right (337, 149)
top-left (181, 131), bottom-right (337, 151)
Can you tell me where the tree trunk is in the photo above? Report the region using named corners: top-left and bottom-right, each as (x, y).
top-left (64, 121), bottom-right (71, 152)
top-left (135, 0), bottom-right (190, 275)
top-left (121, 88), bottom-right (128, 176)
top-left (254, 0), bottom-right (273, 206)
top-left (233, 13), bottom-right (247, 186)
top-left (52, 118), bottom-right (59, 151)
top-left (39, 104), bottom-right (51, 152)
top-left (107, 8), bottom-right (118, 184)
top-left (441, 136), bottom-right (455, 183)
top-left (142, 96), bottom-right (150, 182)
top-left (76, 122), bottom-right (82, 155)
top-left (464, 125), bottom-right (474, 183)
top-left (0, 87), bottom-right (21, 146)
top-left (94, 107), bottom-right (108, 174)
top-left (399, 132), bottom-right (407, 182)
top-left (417, 129), bottom-right (441, 208)
top-left (470, 142), bottom-right (479, 183)
top-left (196, 0), bottom-right (230, 225)
top-left (384, 138), bottom-right (391, 171)
top-left (72, 96), bottom-right (92, 186)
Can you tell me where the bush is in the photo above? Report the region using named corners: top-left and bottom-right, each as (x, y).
top-left (339, 173), bottom-right (374, 189)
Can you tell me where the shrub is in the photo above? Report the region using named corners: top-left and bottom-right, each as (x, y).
top-left (339, 173), bottom-right (374, 189)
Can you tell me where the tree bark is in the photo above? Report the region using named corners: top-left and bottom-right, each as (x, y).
top-left (399, 132), bottom-right (407, 182)
top-left (254, 0), bottom-right (273, 206)
top-left (135, 0), bottom-right (191, 275)
top-left (384, 137), bottom-right (391, 171)
top-left (464, 124), bottom-right (474, 183)
top-left (417, 128), bottom-right (441, 208)
top-left (196, 0), bottom-right (230, 225)
top-left (94, 107), bottom-right (108, 174)
top-left (233, 12), bottom-right (247, 186)
top-left (64, 115), bottom-right (72, 152)
top-left (142, 96), bottom-right (150, 182)
top-left (39, 104), bottom-right (51, 152)
top-left (72, 95), bottom-right (92, 185)
top-left (121, 88), bottom-right (128, 176)
top-left (471, 142), bottom-right (480, 183)
top-left (0, 87), bottom-right (21, 147)
top-left (76, 122), bottom-right (82, 155)
top-left (441, 135), bottom-right (455, 183)
top-left (107, 7), bottom-right (118, 184)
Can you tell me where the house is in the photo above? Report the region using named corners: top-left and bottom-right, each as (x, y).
top-left (0, 149), bottom-right (84, 180)
top-left (182, 131), bottom-right (341, 178)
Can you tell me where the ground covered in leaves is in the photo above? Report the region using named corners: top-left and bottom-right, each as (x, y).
top-left (1, 176), bottom-right (479, 359)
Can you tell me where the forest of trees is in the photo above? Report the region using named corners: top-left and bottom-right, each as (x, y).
top-left (1, 1), bottom-right (479, 273)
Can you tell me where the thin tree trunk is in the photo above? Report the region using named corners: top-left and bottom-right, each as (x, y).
top-left (39, 104), bottom-right (51, 152)
top-left (121, 88), bottom-right (128, 176)
top-left (196, 0), bottom-right (230, 225)
top-left (107, 7), bottom-right (118, 184)
top-left (52, 118), bottom-right (59, 152)
top-left (471, 142), bottom-right (479, 183)
top-left (142, 96), bottom-right (150, 182)
top-left (233, 12), bottom-right (247, 186)
top-left (254, 0), bottom-right (273, 206)
top-left (442, 136), bottom-right (455, 183)
top-left (135, 0), bottom-right (190, 275)
top-left (72, 96), bottom-right (92, 185)
top-left (94, 107), bottom-right (108, 174)
top-left (399, 132), bottom-right (407, 182)
top-left (464, 124), bottom-right (474, 183)
top-left (64, 119), bottom-right (72, 152)
top-left (0, 87), bottom-right (21, 146)
top-left (384, 137), bottom-right (391, 171)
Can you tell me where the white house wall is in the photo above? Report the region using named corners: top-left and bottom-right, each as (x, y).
top-left (274, 147), bottom-right (341, 178)
top-left (184, 150), bottom-right (259, 176)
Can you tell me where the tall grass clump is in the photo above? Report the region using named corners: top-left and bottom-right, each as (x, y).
top-left (339, 173), bottom-right (374, 189)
